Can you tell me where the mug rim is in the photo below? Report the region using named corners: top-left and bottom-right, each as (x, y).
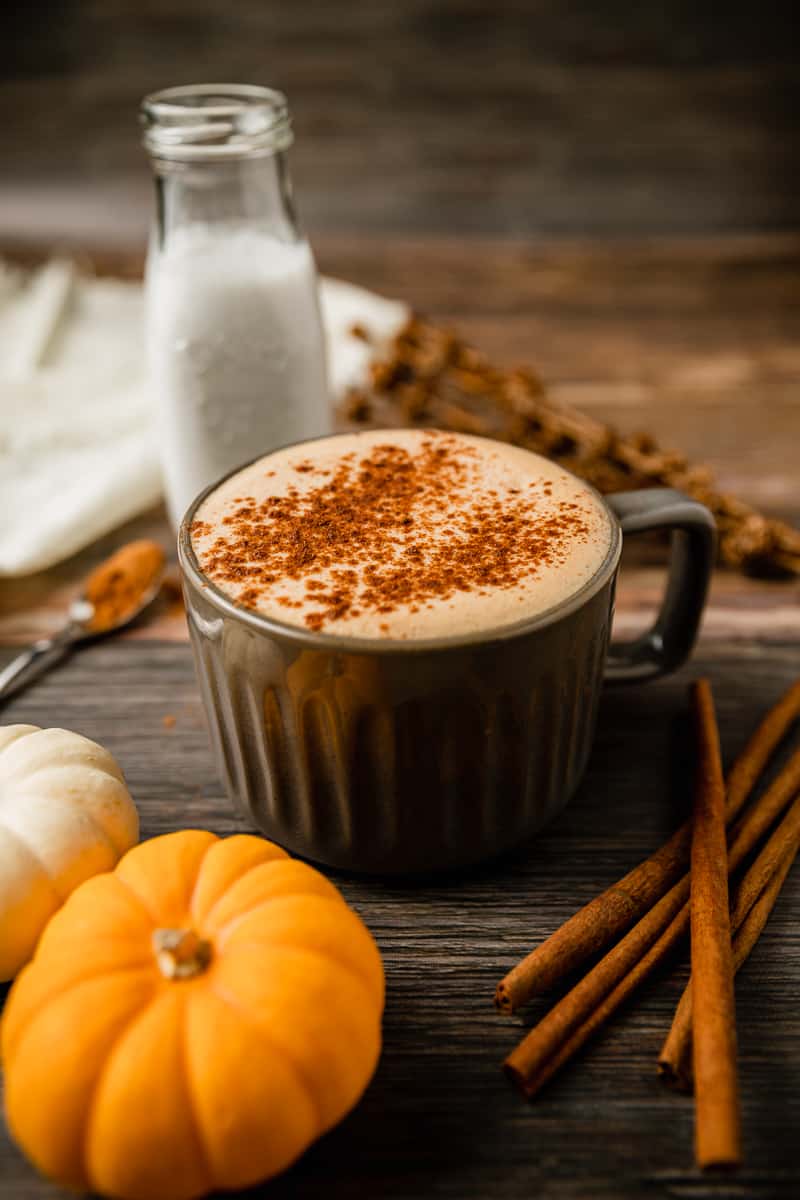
top-left (177, 431), bottom-right (623, 654)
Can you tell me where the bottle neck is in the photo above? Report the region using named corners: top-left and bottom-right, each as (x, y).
top-left (142, 85), bottom-right (299, 249)
top-left (152, 152), bottom-right (300, 249)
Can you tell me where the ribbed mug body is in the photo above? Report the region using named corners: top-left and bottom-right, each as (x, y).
top-left (181, 570), bottom-right (616, 872)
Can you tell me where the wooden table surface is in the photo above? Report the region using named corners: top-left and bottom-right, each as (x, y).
top-left (1, 234), bottom-right (799, 1199)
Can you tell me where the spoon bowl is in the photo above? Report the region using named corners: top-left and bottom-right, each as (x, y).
top-left (0, 541), bottom-right (166, 703)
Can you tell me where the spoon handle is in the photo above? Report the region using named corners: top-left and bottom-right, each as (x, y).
top-left (0, 628), bottom-right (77, 705)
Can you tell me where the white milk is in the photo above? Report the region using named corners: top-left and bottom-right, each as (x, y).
top-left (146, 224), bottom-right (330, 526)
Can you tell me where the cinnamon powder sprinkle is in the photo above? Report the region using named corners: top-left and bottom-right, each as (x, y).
top-left (194, 436), bottom-right (594, 632)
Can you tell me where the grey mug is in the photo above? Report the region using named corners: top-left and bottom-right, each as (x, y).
top-left (179, 466), bottom-right (715, 874)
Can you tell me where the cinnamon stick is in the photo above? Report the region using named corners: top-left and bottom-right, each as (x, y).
top-left (726, 746), bottom-right (800, 871)
top-left (506, 895), bottom-right (692, 1099)
top-left (659, 794), bottom-right (800, 1090)
top-left (506, 873), bottom-right (690, 1099)
top-left (726, 680), bottom-right (800, 813)
top-left (504, 875), bottom-right (690, 1095)
top-left (495, 679), bottom-right (800, 1013)
top-left (660, 850), bottom-right (795, 1093)
top-left (495, 826), bottom-right (691, 1012)
top-left (503, 705), bottom-right (800, 1100)
top-left (689, 679), bottom-right (741, 1169)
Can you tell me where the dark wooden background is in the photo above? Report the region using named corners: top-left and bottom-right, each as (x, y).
top-left (1, 0), bottom-right (798, 245)
top-left (2, 3), bottom-right (799, 1199)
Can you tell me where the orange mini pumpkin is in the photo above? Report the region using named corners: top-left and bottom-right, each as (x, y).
top-left (2, 830), bottom-right (384, 1200)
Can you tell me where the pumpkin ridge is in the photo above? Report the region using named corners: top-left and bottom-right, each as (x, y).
top-left (15, 766), bottom-right (133, 858)
top-left (81, 989), bottom-right (175, 1190)
top-left (6, 974), bottom-right (160, 1193)
top-left (0, 725), bottom-right (40, 761)
top-left (116, 832), bottom-right (220, 928)
top-left (214, 900), bottom-right (382, 1005)
top-left (0, 731), bottom-right (125, 788)
top-left (33, 873), bottom-right (156, 962)
top-left (0, 823), bottom-right (73, 905)
top-left (76, 801), bottom-right (130, 863)
top-left (179, 990), bottom-right (217, 1193)
top-left (2, 966), bottom-right (157, 1064)
top-left (111, 866), bottom-right (171, 927)
top-left (208, 979), bottom-right (325, 1132)
top-left (219, 940), bottom-right (383, 1021)
top-left (188, 849), bottom-right (278, 931)
top-left (0, 824), bottom-right (61, 906)
top-left (33, 944), bottom-right (155, 973)
top-left (12, 788), bottom-right (123, 872)
top-left (206, 881), bottom-right (345, 943)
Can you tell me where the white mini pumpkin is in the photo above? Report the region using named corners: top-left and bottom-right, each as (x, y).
top-left (0, 725), bottom-right (138, 980)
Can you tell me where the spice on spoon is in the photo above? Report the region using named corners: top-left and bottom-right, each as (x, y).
top-left (0, 539), bottom-right (167, 705)
top-left (84, 540), bottom-right (166, 633)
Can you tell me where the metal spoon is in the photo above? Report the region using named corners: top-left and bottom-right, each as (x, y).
top-left (0, 541), bottom-right (166, 704)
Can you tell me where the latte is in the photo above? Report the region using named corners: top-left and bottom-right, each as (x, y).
top-left (191, 429), bottom-right (614, 640)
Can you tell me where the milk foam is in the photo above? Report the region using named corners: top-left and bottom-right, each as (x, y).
top-left (191, 430), bottom-right (614, 640)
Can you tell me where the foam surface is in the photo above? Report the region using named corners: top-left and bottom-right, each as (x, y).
top-left (191, 429), bottom-right (613, 640)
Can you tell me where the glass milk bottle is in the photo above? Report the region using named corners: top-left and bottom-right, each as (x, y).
top-left (141, 84), bottom-right (331, 526)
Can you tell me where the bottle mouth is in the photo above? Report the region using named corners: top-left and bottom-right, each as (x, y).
top-left (141, 84), bottom-right (293, 161)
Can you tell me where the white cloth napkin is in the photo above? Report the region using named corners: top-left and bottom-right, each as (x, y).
top-left (0, 260), bottom-right (407, 576)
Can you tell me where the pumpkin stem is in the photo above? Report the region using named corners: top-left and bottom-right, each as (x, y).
top-left (152, 928), bottom-right (213, 980)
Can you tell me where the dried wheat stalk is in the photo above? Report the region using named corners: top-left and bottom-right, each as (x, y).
top-left (342, 317), bottom-right (800, 577)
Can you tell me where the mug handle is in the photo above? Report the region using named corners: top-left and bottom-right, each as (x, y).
top-left (604, 488), bottom-right (716, 684)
